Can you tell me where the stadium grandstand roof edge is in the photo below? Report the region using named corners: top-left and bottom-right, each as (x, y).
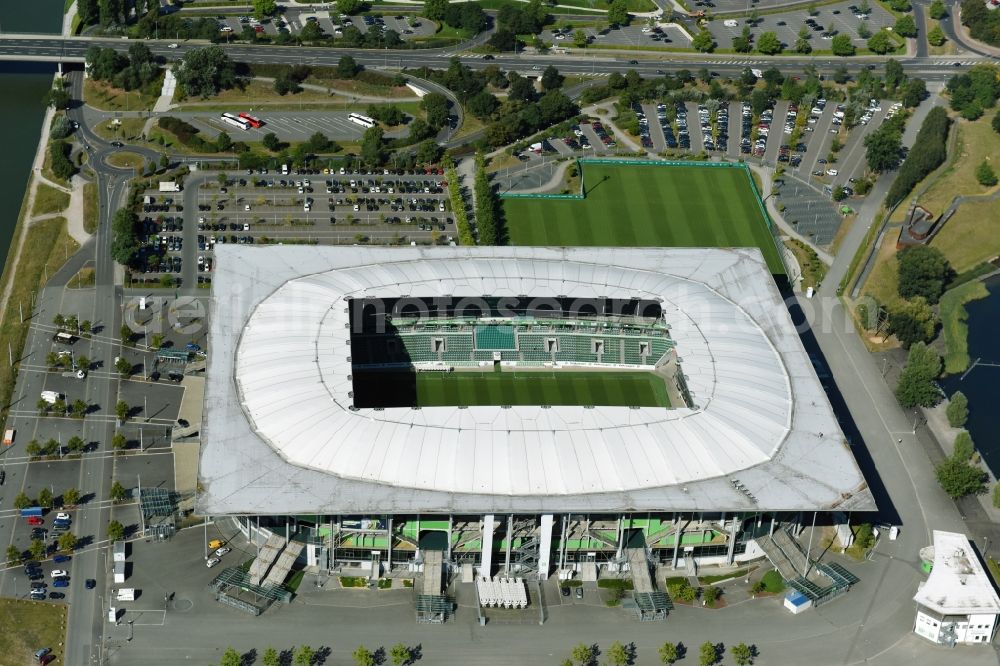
top-left (198, 246), bottom-right (875, 515)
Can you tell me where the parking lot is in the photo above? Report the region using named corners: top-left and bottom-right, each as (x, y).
top-left (214, 10), bottom-right (436, 42)
top-left (130, 170), bottom-right (456, 287)
top-left (182, 111), bottom-right (411, 143)
top-left (706, 1), bottom-right (895, 49)
top-left (542, 22), bottom-right (691, 49)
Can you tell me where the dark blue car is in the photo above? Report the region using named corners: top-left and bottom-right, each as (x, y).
top-left (52, 579), bottom-right (69, 588)
top-left (53, 555), bottom-right (71, 563)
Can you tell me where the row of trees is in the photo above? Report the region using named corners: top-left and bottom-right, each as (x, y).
top-left (12, 486), bottom-right (81, 510)
top-left (473, 153), bottom-right (505, 245)
top-left (885, 106), bottom-right (951, 207)
top-left (26, 436), bottom-right (87, 458)
top-left (425, 0), bottom-right (488, 34)
top-left (563, 640), bottom-right (756, 666)
top-left (216, 642), bottom-right (417, 666)
top-left (36, 396), bottom-right (91, 419)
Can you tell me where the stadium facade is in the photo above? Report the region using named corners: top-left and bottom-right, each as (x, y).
top-left (200, 245), bottom-right (874, 581)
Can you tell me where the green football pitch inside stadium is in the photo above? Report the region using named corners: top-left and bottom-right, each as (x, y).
top-left (353, 370), bottom-right (671, 408)
top-left (503, 163), bottom-right (785, 274)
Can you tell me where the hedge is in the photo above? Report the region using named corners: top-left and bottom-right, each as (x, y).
top-left (885, 107), bottom-right (950, 207)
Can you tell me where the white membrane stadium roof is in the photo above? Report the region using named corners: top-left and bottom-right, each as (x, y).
top-left (199, 246), bottom-right (874, 515)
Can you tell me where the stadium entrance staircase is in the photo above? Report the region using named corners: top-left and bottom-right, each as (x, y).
top-left (755, 528), bottom-right (860, 607)
top-left (248, 534), bottom-right (286, 586)
top-left (625, 547), bottom-right (671, 621)
top-left (263, 540), bottom-right (304, 587)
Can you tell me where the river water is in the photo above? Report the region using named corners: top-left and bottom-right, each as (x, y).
top-left (0, 1), bottom-right (64, 271)
top-left (940, 275), bottom-right (1000, 475)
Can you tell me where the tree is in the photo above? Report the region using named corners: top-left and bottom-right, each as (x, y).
top-left (857, 21), bottom-right (872, 39)
top-left (299, 20), bottom-right (325, 41)
top-left (929, 0), bottom-right (946, 19)
top-left (807, 1), bottom-right (818, 15)
top-left (889, 297), bottom-right (937, 347)
top-left (903, 78), bottom-right (927, 108)
top-left (885, 59), bottom-right (905, 90)
top-left (352, 646), bottom-right (375, 666)
top-left (467, 90), bottom-right (500, 120)
top-left (832, 33), bottom-right (856, 56)
top-left (294, 646), bottom-right (315, 666)
top-left (795, 30), bottom-right (812, 54)
top-left (107, 520), bottom-right (126, 541)
top-left (895, 15), bottom-right (917, 38)
top-left (867, 30), bottom-right (894, 54)
top-left (889, 0), bottom-right (911, 10)
top-left (360, 126), bottom-right (386, 166)
top-left (606, 642), bottom-right (629, 666)
top-left (570, 643), bottom-right (597, 666)
top-left (574, 29), bottom-right (588, 48)
top-left (659, 642), bottom-right (679, 664)
top-left (112, 432), bottom-right (127, 451)
top-left (976, 160), bottom-right (998, 186)
top-left (864, 124), bottom-right (902, 172)
top-left (947, 391), bottom-right (970, 427)
top-left (14, 492), bottom-right (32, 509)
top-left (46, 86), bottom-right (71, 110)
top-left (66, 436), bottom-right (85, 454)
top-left (733, 27), bottom-right (752, 53)
top-left (6, 545), bottom-right (20, 564)
top-left (337, 55), bottom-right (360, 79)
top-left (421, 93), bottom-right (449, 130)
top-left (30, 539), bottom-right (46, 561)
top-left (262, 132), bottom-right (281, 152)
top-left (252, 0), bottom-right (277, 20)
top-left (699, 641), bottom-right (718, 666)
top-left (50, 115), bottom-right (73, 140)
top-left (58, 532), bottom-right (78, 553)
top-left (898, 245), bottom-right (952, 303)
top-left (541, 65), bottom-right (564, 91)
top-left (115, 400), bottom-right (129, 422)
top-left (63, 487), bottom-right (81, 506)
top-left (38, 488), bottom-right (53, 509)
top-left (928, 25), bottom-right (946, 47)
top-left (390, 644), bottom-right (412, 666)
top-left (895, 342), bottom-right (942, 408)
top-left (607, 0), bottom-right (629, 26)
top-left (936, 455), bottom-right (987, 498)
top-left (177, 46), bottom-right (236, 99)
top-left (756, 31), bottom-right (782, 55)
top-left (731, 643), bottom-right (753, 666)
top-left (954, 430), bottom-right (975, 461)
top-left (116, 357), bottom-right (132, 377)
top-left (692, 29), bottom-right (715, 53)
top-left (424, 0), bottom-right (448, 21)
top-left (26, 439), bottom-right (42, 457)
top-left (703, 585), bottom-right (721, 605)
top-left (110, 480), bottom-right (128, 502)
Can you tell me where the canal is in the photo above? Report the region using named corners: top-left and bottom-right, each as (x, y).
top-left (940, 275), bottom-right (1000, 475)
top-left (0, 1), bottom-right (63, 274)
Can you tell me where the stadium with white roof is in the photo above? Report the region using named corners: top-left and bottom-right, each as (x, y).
top-left (199, 245), bottom-right (874, 611)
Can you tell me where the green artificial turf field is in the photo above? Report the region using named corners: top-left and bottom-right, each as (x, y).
top-left (503, 163), bottom-right (784, 274)
top-left (353, 370), bottom-right (670, 408)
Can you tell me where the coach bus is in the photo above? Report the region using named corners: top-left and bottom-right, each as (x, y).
top-left (348, 112), bottom-right (376, 129)
top-left (220, 112), bottom-right (251, 131)
top-left (238, 112), bottom-right (263, 128)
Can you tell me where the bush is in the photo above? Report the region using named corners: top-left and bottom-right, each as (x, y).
top-left (953, 430), bottom-right (975, 461)
top-left (976, 160), bottom-right (997, 187)
top-left (886, 107), bottom-right (951, 207)
top-left (49, 140), bottom-right (77, 180)
top-left (158, 117), bottom-right (217, 153)
top-left (50, 115), bottom-right (73, 140)
top-left (936, 456), bottom-right (987, 498)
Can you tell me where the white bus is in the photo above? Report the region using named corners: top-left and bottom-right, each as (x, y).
top-left (348, 112), bottom-right (376, 129)
top-left (220, 112), bottom-right (251, 131)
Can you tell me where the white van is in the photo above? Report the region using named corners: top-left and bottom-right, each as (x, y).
top-left (116, 588), bottom-right (136, 601)
top-left (724, 19), bottom-right (738, 27)
top-left (40, 390), bottom-right (62, 404)
top-left (281, 164), bottom-right (289, 175)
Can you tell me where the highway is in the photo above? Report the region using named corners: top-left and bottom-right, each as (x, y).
top-left (0, 35), bottom-right (991, 83)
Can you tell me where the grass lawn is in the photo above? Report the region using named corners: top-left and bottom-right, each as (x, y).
top-left (92, 117), bottom-right (147, 142)
top-left (84, 76), bottom-right (162, 112)
top-left (698, 567), bottom-right (754, 585)
top-left (83, 182), bottom-right (98, 235)
top-left (32, 182), bottom-right (70, 218)
top-left (503, 163), bottom-right (784, 274)
top-left (927, 18), bottom-right (956, 55)
top-left (106, 152), bottom-right (146, 171)
top-left (939, 280), bottom-right (990, 375)
top-left (861, 232), bottom-right (905, 312)
top-left (353, 370), bottom-right (670, 408)
top-left (0, 598), bottom-right (68, 666)
top-left (69, 266), bottom-right (97, 289)
top-left (931, 199), bottom-right (1000, 274)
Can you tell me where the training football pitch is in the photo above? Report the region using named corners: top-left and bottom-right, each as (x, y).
top-left (503, 163), bottom-right (784, 274)
top-left (353, 370), bottom-right (671, 408)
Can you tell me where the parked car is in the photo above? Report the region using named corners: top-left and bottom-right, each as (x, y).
top-left (48, 592), bottom-right (66, 600)
top-left (575, 587), bottom-right (583, 599)
top-left (55, 513), bottom-right (71, 522)
top-left (206, 557), bottom-right (221, 568)
top-left (53, 555), bottom-right (71, 563)
top-left (214, 547), bottom-right (231, 557)
top-left (53, 579), bottom-right (70, 588)
top-left (50, 570), bottom-right (68, 578)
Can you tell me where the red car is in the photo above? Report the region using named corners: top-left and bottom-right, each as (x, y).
top-left (27, 517), bottom-right (43, 526)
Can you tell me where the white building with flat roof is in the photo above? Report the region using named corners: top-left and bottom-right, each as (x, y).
top-left (913, 530), bottom-right (1000, 647)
